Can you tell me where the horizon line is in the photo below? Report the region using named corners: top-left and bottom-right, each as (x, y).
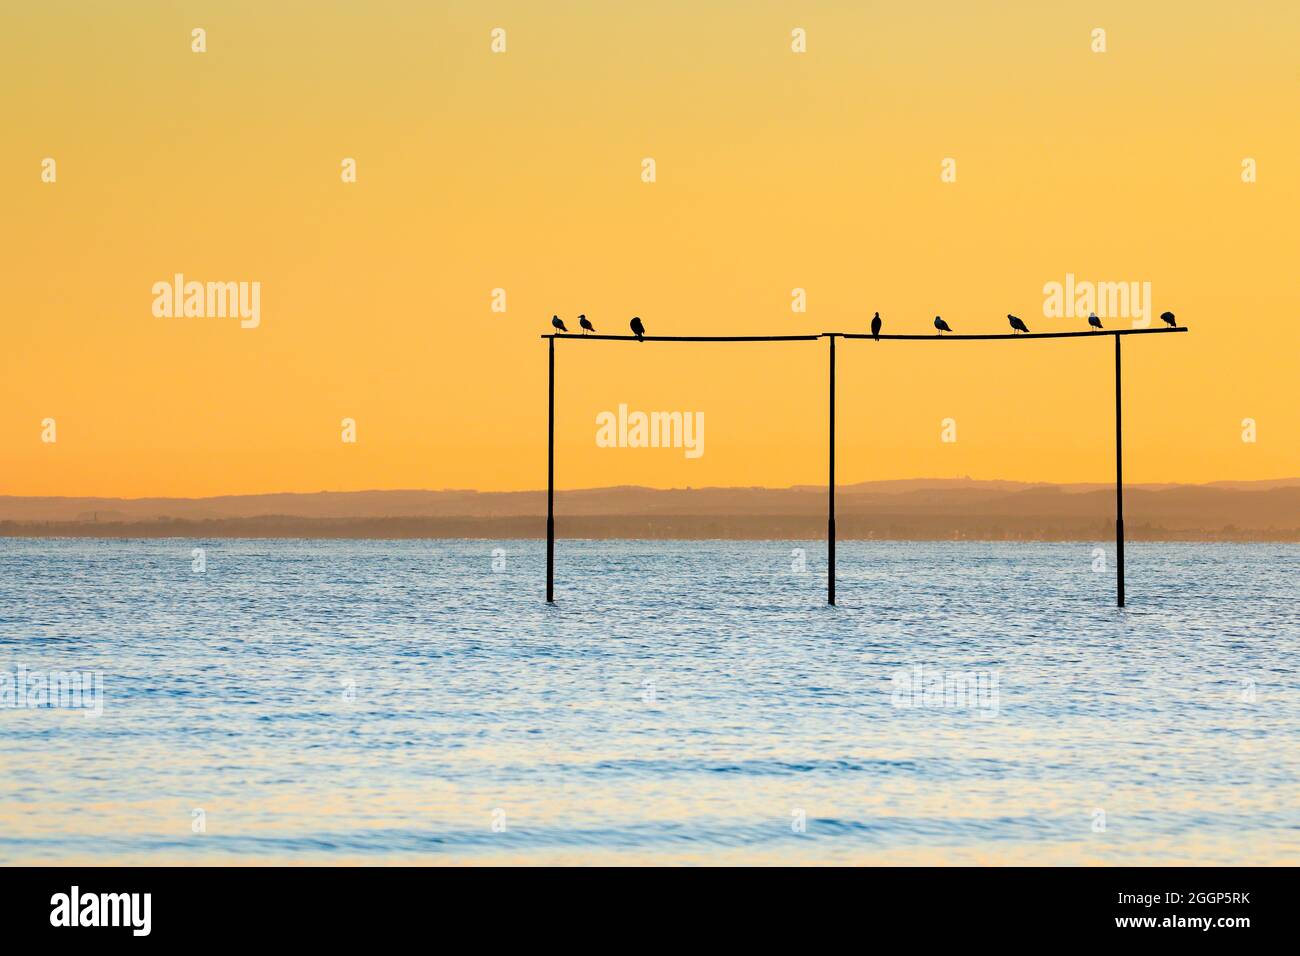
top-left (4, 474), bottom-right (1298, 503)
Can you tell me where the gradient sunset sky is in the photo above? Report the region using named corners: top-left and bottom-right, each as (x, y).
top-left (3, 1), bottom-right (1297, 497)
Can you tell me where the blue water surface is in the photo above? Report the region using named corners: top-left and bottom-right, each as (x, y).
top-left (0, 538), bottom-right (1295, 864)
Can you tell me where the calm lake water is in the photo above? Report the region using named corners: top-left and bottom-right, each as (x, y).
top-left (0, 538), bottom-right (1296, 865)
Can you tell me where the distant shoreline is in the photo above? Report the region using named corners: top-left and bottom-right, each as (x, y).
top-left (2, 479), bottom-right (1297, 541)
top-left (2, 517), bottom-right (1296, 542)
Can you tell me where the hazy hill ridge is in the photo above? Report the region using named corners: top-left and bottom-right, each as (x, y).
top-left (2, 478), bottom-right (1297, 541)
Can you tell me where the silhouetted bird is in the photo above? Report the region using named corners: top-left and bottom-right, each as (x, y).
top-left (579, 314), bottom-right (594, 334)
top-left (552, 315), bottom-right (567, 333)
top-left (630, 316), bottom-right (646, 341)
top-left (934, 316), bottom-right (952, 335)
top-left (1008, 313), bottom-right (1030, 335)
top-left (1160, 311), bottom-right (1177, 328)
top-left (1088, 312), bottom-right (1103, 330)
top-left (871, 311), bottom-right (882, 340)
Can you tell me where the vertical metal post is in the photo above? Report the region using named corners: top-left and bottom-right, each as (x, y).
top-left (1114, 333), bottom-right (1124, 608)
top-left (547, 336), bottom-right (555, 603)
top-left (828, 334), bottom-right (836, 606)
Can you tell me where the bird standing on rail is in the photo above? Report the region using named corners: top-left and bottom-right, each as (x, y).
top-left (1088, 312), bottom-right (1103, 330)
top-left (1008, 314), bottom-right (1030, 335)
top-left (1160, 311), bottom-right (1177, 328)
top-left (871, 312), bottom-right (882, 340)
top-left (579, 314), bottom-right (594, 334)
top-left (630, 316), bottom-right (646, 341)
top-left (552, 315), bottom-right (568, 333)
top-left (934, 316), bottom-right (952, 335)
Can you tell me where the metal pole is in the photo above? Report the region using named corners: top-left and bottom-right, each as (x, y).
top-left (547, 337), bottom-right (555, 603)
top-left (828, 335), bottom-right (836, 606)
top-left (1114, 333), bottom-right (1124, 608)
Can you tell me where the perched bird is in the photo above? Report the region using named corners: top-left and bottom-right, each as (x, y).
top-left (1160, 311), bottom-right (1177, 328)
top-left (1088, 312), bottom-right (1103, 330)
top-left (551, 315), bottom-right (567, 333)
top-left (1007, 313), bottom-right (1030, 335)
top-left (934, 316), bottom-right (952, 335)
top-left (871, 311), bottom-right (882, 341)
top-left (630, 316), bottom-right (646, 341)
top-left (579, 314), bottom-right (595, 334)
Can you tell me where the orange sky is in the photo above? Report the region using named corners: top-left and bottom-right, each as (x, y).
top-left (2, 1), bottom-right (1297, 497)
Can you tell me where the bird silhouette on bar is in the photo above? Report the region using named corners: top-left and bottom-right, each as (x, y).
top-left (544, 310), bottom-right (1185, 338)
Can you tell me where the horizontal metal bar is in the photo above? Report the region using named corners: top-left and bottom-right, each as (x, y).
top-left (540, 334), bottom-right (823, 342)
top-left (542, 328), bottom-right (1188, 343)
top-left (835, 327), bottom-right (1188, 341)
